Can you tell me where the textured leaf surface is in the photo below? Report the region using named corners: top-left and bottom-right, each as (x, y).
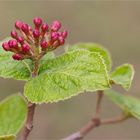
top-left (111, 64), bottom-right (134, 90)
top-left (24, 50), bottom-right (110, 103)
top-left (0, 94), bottom-right (27, 138)
top-left (0, 38), bottom-right (55, 81)
top-left (39, 52), bottom-right (55, 74)
top-left (105, 90), bottom-right (140, 120)
top-left (67, 43), bottom-right (111, 71)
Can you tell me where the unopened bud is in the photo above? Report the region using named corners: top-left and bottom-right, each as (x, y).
top-left (33, 17), bottom-right (42, 28)
top-left (15, 20), bottom-right (23, 29)
top-left (40, 40), bottom-right (48, 49)
top-left (12, 53), bottom-right (22, 60)
top-left (11, 30), bottom-right (18, 39)
top-left (22, 44), bottom-right (30, 52)
top-left (33, 29), bottom-right (40, 38)
top-left (2, 42), bottom-right (10, 51)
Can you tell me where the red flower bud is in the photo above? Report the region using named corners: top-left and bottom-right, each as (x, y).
top-left (52, 21), bottom-right (61, 27)
top-left (17, 36), bottom-right (24, 44)
top-left (33, 17), bottom-right (42, 27)
top-left (15, 20), bottom-right (23, 29)
top-left (51, 21), bottom-right (61, 31)
top-left (41, 23), bottom-right (49, 32)
top-left (2, 42), bottom-right (10, 51)
top-left (8, 40), bottom-right (18, 48)
top-left (21, 23), bottom-right (29, 34)
top-left (12, 53), bottom-right (22, 60)
top-left (11, 30), bottom-right (18, 39)
top-left (4, 18), bottom-right (68, 61)
top-left (33, 29), bottom-right (40, 38)
top-left (59, 36), bottom-right (65, 45)
top-left (40, 40), bottom-right (48, 49)
top-left (51, 32), bottom-right (59, 41)
top-left (61, 30), bottom-right (68, 38)
top-left (22, 44), bottom-right (30, 52)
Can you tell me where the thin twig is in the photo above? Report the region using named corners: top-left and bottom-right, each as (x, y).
top-left (95, 90), bottom-right (103, 117)
top-left (62, 91), bottom-right (130, 140)
top-left (79, 91), bottom-right (103, 137)
top-left (62, 114), bottom-right (130, 140)
top-left (101, 114), bottom-right (130, 125)
top-left (63, 91), bottom-right (103, 140)
top-left (20, 103), bottom-right (36, 140)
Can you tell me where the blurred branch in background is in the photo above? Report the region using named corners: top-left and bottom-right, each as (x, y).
top-left (63, 91), bottom-right (130, 140)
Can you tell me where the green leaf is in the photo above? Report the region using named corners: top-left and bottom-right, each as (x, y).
top-left (0, 135), bottom-right (15, 140)
top-left (24, 49), bottom-right (110, 103)
top-left (67, 43), bottom-right (112, 71)
top-left (0, 38), bottom-right (55, 81)
top-left (39, 52), bottom-right (55, 74)
top-left (111, 64), bottom-right (134, 90)
top-left (0, 94), bottom-right (27, 139)
top-left (105, 90), bottom-right (140, 120)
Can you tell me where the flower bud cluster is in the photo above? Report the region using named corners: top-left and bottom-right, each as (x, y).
top-left (2, 17), bottom-right (68, 60)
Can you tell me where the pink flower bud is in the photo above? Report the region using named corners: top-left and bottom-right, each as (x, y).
top-left (21, 23), bottom-right (29, 34)
top-left (11, 30), bottom-right (18, 39)
top-left (22, 44), bottom-right (30, 52)
top-left (51, 21), bottom-right (61, 31)
top-left (51, 32), bottom-right (59, 41)
top-left (33, 17), bottom-right (42, 27)
top-left (40, 40), bottom-right (48, 49)
top-left (41, 23), bottom-right (49, 32)
top-left (17, 36), bottom-right (24, 44)
top-left (8, 40), bottom-right (18, 48)
top-left (33, 29), bottom-right (40, 38)
top-left (15, 20), bottom-right (23, 29)
top-left (52, 21), bottom-right (61, 27)
top-left (61, 30), bottom-right (68, 38)
top-left (12, 40), bottom-right (18, 48)
top-left (59, 36), bottom-right (65, 45)
top-left (2, 42), bottom-right (10, 51)
top-left (12, 53), bottom-right (22, 60)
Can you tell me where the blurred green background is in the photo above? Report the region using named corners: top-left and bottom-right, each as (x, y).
top-left (0, 1), bottom-right (140, 140)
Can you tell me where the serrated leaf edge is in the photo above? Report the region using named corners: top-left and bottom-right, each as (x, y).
top-left (66, 42), bottom-right (112, 71)
top-left (24, 49), bottom-right (110, 104)
top-left (111, 63), bottom-right (135, 90)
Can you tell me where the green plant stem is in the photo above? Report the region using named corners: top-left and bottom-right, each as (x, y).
top-left (20, 60), bottom-right (39, 140)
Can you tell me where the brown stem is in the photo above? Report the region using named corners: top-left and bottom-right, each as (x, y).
top-left (20, 59), bottom-right (39, 140)
top-left (63, 114), bottom-right (129, 140)
top-left (79, 91), bottom-right (103, 137)
top-left (95, 90), bottom-right (103, 117)
top-left (63, 91), bottom-right (130, 140)
top-left (101, 114), bottom-right (130, 125)
top-left (20, 103), bottom-right (36, 140)
top-left (63, 91), bottom-right (103, 140)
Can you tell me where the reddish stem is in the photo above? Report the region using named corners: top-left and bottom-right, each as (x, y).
top-left (20, 60), bottom-right (39, 140)
top-left (63, 114), bottom-right (130, 140)
top-left (63, 91), bottom-right (130, 140)
top-left (21, 103), bottom-right (36, 140)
